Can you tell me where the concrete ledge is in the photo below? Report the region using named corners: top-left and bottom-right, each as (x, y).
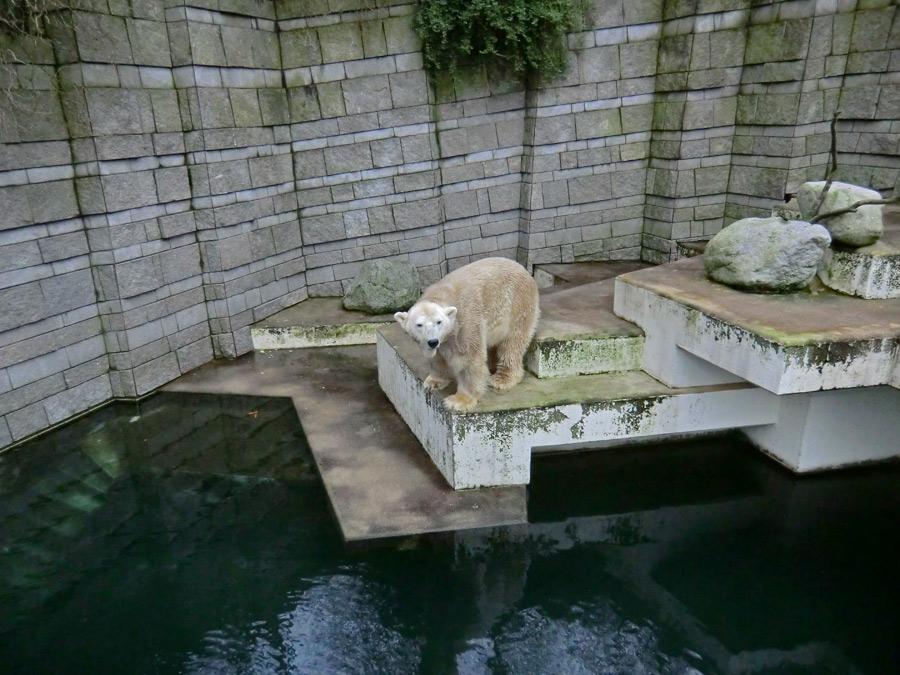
top-left (251, 297), bottom-right (393, 349)
top-left (526, 277), bottom-right (645, 378)
top-left (378, 323), bottom-right (780, 489)
top-left (615, 257), bottom-right (900, 394)
top-left (526, 335), bottom-right (644, 378)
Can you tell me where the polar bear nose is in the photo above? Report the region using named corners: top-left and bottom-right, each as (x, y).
top-left (427, 339), bottom-right (439, 349)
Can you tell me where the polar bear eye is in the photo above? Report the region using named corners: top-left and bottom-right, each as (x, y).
top-left (436, 320), bottom-right (442, 326)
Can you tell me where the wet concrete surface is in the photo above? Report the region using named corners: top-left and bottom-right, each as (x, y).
top-left (535, 277), bottom-right (644, 342)
top-left (163, 346), bottom-right (526, 541)
top-left (535, 261), bottom-right (651, 288)
top-left (619, 256), bottom-right (900, 345)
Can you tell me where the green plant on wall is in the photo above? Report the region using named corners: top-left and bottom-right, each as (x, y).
top-left (414, 0), bottom-right (582, 82)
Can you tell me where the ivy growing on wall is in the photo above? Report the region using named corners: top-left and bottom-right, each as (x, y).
top-left (414, 0), bottom-right (583, 82)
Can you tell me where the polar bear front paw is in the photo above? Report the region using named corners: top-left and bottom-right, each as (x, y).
top-left (424, 375), bottom-right (451, 391)
top-left (443, 393), bottom-right (478, 411)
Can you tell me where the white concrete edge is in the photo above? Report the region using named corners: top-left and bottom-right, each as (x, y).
top-left (251, 323), bottom-right (384, 349)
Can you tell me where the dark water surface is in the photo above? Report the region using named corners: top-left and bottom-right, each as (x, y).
top-left (0, 393), bottom-right (897, 675)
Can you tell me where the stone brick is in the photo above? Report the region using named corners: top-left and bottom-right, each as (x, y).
top-left (579, 46), bottom-right (620, 82)
top-left (343, 75), bottom-right (392, 115)
top-left (115, 256), bottom-right (162, 298)
top-left (75, 12), bottom-right (132, 64)
top-left (87, 88), bottom-right (145, 136)
top-left (249, 154), bottom-right (292, 187)
top-left (101, 171), bottom-right (157, 212)
top-left (24, 181), bottom-right (78, 224)
top-left (575, 109), bottom-right (622, 139)
top-left (127, 19), bottom-right (171, 67)
top-left (302, 213), bottom-right (345, 244)
top-left (325, 143), bottom-right (373, 174)
top-left (389, 70), bottom-right (428, 108)
top-left (0, 241), bottom-right (42, 270)
top-left (155, 166), bottom-right (191, 202)
top-left (383, 15), bottom-right (420, 54)
top-left (488, 184), bottom-right (520, 212)
top-left (318, 23), bottom-right (364, 63)
top-left (533, 115), bottom-right (576, 145)
top-left (133, 352), bottom-right (180, 395)
top-left (619, 41), bottom-right (658, 79)
top-left (38, 232), bottom-right (90, 263)
top-left (569, 174), bottom-right (612, 204)
top-left (258, 89), bottom-right (290, 125)
top-left (393, 198), bottom-right (441, 230)
top-left (0, 187), bottom-right (32, 230)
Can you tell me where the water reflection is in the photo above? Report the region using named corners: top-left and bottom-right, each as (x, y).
top-left (0, 394), bottom-right (897, 674)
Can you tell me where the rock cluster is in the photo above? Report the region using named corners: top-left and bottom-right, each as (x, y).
top-left (342, 259), bottom-right (421, 314)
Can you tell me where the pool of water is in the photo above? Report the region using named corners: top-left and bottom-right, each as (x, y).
top-left (1, 392), bottom-right (897, 674)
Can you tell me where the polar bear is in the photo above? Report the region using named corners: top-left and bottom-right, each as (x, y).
top-left (394, 257), bottom-right (539, 412)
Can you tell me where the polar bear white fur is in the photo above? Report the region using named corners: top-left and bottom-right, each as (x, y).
top-left (394, 257), bottom-right (539, 412)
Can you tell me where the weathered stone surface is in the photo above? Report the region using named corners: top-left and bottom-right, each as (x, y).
top-left (342, 258), bottom-right (420, 314)
top-left (797, 181), bottom-right (883, 247)
top-left (704, 217), bottom-right (831, 292)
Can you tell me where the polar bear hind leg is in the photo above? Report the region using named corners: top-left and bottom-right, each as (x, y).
top-left (489, 298), bottom-right (539, 390)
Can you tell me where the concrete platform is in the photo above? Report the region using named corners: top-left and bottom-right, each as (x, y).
top-left (526, 278), bottom-right (645, 378)
top-left (378, 323), bottom-right (780, 489)
top-left (615, 256), bottom-right (900, 394)
top-left (162, 346), bottom-right (525, 541)
top-left (615, 256), bottom-right (900, 472)
top-left (251, 297), bottom-right (394, 349)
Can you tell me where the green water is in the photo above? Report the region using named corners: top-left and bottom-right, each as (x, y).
top-left (0, 393), bottom-right (897, 674)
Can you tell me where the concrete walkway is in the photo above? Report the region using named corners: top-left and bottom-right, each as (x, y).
top-left (163, 346), bottom-right (525, 542)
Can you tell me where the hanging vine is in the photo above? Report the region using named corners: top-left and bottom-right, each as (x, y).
top-left (414, 0), bottom-right (583, 82)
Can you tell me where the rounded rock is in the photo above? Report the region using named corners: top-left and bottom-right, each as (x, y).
top-left (342, 258), bottom-right (421, 314)
top-left (797, 180), bottom-right (883, 247)
top-left (704, 217), bottom-right (831, 293)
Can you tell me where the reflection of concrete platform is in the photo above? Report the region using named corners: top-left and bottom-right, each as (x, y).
top-left (251, 297), bottom-right (393, 349)
top-left (378, 323), bottom-right (778, 489)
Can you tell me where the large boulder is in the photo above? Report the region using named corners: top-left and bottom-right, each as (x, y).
top-left (342, 258), bottom-right (421, 314)
top-left (797, 180), bottom-right (883, 247)
top-left (704, 217), bottom-right (831, 292)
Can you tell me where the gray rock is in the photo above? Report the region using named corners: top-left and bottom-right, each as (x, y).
top-left (342, 258), bottom-right (421, 314)
top-left (704, 217), bottom-right (831, 292)
top-left (797, 181), bottom-right (883, 247)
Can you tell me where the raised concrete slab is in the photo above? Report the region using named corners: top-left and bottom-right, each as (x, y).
top-left (534, 260), bottom-right (651, 288)
top-left (818, 221), bottom-right (900, 299)
top-left (614, 256), bottom-right (900, 473)
top-left (251, 298), bottom-right (394, 349)
top-left (378, 323), bottom-right (780, 489)
top-left (162, 346), bottom-right (526, 541)
top-left (615, 256), bottom-right (900, 394)
top-left (527, 278), bottom-right (644, 378)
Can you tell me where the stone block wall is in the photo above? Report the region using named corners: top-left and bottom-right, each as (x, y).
top-left (2, 0), bottom-right (900, 449)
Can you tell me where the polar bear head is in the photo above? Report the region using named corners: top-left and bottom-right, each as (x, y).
top-left (394, 301), bottom-right (458, 354)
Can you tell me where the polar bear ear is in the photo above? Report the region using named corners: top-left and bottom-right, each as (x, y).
top-left (445, 306), bottom-right (458, 320)
top-left (394, 311), bottom-right (408, 323)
